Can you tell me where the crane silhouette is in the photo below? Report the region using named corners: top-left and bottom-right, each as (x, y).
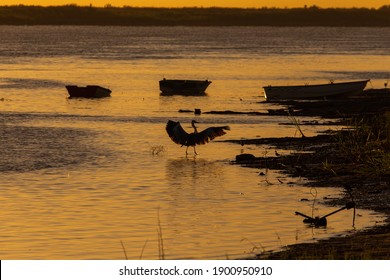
top-left (166, 120), bottom-right (230, 155)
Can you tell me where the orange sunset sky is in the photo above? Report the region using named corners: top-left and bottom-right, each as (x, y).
top-left (0, 1), bottom-right (389, 8)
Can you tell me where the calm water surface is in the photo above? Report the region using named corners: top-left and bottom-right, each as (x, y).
top-left (0, 26), bottom-right (389, 259)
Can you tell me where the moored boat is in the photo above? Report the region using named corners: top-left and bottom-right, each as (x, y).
top-left (65, 85), bottom-right (111, 98)
top-left (159, 79), bottom-right (211, 96)
top-left (263, 80), bottom-right (369, 100)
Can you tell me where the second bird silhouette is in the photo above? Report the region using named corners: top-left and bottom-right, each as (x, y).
top-left (166, 120), bottom-right (230, 155)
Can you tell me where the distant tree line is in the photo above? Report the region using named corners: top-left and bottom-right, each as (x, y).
top-left (0, 5), bottom-right (390, 26)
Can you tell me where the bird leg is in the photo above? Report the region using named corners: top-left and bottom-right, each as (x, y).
top-left (194, 146), bottom-right (198, 155)
top-left (185, 146), bottom-right (189, 155)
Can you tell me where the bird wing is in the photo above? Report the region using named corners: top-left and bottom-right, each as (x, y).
top-left (166, 120), bottom-right (189, 145)
top-left (194, 126), bottom-right (230, 145)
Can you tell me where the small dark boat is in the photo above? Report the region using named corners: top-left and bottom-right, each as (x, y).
top-left (159, 79), bottom-right (211, 96)
top-left (65, 85), bottom-right (111, 98)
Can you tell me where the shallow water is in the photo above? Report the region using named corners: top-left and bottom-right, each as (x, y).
top-left (0, 26), bottom-right (388, 259)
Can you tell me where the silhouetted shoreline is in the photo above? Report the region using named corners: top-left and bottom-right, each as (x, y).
top-left (231, 95), bottom-right (390, 259)
top-left (1, 5), bottom-right (390, 26)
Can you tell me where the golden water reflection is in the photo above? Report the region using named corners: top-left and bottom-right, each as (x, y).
top-left (1, 26), bottom-right (389, 259)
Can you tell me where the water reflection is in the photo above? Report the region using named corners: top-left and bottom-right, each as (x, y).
top-left (0, 124), bottom-right (103, 172)
top-left (163, 158), bottom-right (233, 259)
top-left (165, 157), bottom-right (225, 198)
top-left (1, 25), bottom-right (389, 259)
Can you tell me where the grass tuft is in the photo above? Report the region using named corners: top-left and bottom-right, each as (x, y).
top-left (334, 112), bottom-right (390, 178)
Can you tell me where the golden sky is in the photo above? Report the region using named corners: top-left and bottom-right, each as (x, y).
top-left (1, 1), bottom-right (388, 8)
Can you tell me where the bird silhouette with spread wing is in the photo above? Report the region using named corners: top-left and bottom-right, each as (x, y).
top-left (166, 120), bottom-right (230, 155)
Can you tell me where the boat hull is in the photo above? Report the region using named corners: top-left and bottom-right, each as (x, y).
top-left (263, 80), bottom-right (369, 100)
top-left (159, 79), bottom-right (211, 96)
top-left (66, 85), bottom-right (111, 98)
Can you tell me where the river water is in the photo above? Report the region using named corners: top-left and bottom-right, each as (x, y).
top-left (0, 26), bottom-right (389, 259)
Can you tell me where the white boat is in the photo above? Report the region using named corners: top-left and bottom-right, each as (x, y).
top-left (263, 80), bottom-right (370, 100)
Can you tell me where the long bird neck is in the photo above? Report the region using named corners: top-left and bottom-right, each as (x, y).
top-left (192, 122), bottom-right (198, 133)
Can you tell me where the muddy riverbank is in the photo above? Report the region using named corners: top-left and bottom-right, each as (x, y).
top-left (230, 93), bottom-right (390, 259)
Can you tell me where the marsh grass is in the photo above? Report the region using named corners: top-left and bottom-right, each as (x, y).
top-left (241, 237), bottom-right (266, 255)
top-left (288, 112), bottom-right (306, 138)
top-left (157, 207), bottom-right (165, 260)
top-left (322, 158), bottom-right (337, 176)
top-left (333, 112), bottom-right (390, 177)
top-left (139, 239), bottom-right (149, 260)
top-left (150, 145), bottom-right (165, 155)
top-left (120, 240), bottom-right (128, 260)
top-left (120, 208), bottom-right (164, 260)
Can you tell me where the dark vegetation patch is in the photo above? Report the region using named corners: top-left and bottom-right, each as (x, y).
top-left (1, 5), bottom-right (390, 26)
